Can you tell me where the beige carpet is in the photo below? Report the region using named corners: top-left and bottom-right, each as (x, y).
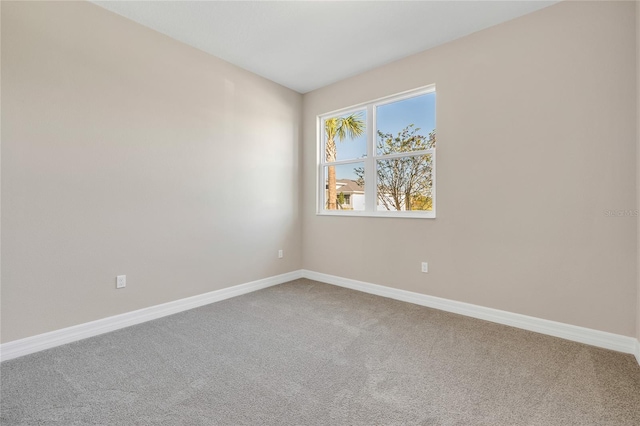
top-left (2, 278), bottom-right (639, 425)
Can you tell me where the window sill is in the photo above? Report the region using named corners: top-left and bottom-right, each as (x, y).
top-left (317, 210), bottom-right (436, 219)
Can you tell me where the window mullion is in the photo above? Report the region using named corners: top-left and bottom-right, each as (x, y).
top-left (325, 158), bottom-right (367, 167)
top-left (365, 104), bottom-right (376, 212)
top-left (376, 149), bottom-right (434, 161)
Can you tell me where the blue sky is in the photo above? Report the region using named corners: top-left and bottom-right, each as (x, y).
top-left (328, 92), bottom-right (436, 180)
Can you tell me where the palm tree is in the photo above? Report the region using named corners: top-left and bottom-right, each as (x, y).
top-left (325, 113), bottom-right (365, 209)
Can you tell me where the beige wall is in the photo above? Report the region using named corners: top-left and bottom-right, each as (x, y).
top-left (1, 1), bottom-right (302, 343)
top-left (2, 0), bottom-right (638, 345)
top-left (637, 0), bottom-right (640, 342)
top-left (303, 1), bottom-right (637, 337)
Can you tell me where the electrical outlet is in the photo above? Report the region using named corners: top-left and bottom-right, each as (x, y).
top-left (116, 275), bottom-right (126, 289)
top-left (421, 262), bottom-right (428, 273)
top-left (278, 249), bottom-right (283, 259)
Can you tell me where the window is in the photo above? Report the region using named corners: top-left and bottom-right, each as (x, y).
top-left (317, 86), bottom-right (436, 218)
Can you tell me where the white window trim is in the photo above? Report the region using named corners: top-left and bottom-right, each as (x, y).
top-left (317, 85), bottom-right (436, 219)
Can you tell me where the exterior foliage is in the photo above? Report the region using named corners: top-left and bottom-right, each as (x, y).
top-left (356, 125), bottom-right (435, 211)
top-left (324, 113), bottom-right (365, 209)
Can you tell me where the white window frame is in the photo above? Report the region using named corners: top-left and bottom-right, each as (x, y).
top-left (317, 85), bottom-right (436, 218)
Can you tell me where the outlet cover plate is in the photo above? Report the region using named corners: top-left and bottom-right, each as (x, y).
top-left (116, 275), bottom-right (126, 289)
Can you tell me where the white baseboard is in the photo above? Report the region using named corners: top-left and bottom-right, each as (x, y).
top-left (3, 269), bottom-right (638, 366)
top-left (302, 270), bottom-right (640, 363)
top-left (0, 270), bottom-right (303, 362)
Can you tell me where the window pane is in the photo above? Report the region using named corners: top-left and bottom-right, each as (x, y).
top-left (324, 110), bottom-right (367, 162)
top-left (376, 93), bottom-right (435, 155)
top-left (324, 162), bottom-right (365, 211)
top-left (376, 154), bottom-right (433, 211)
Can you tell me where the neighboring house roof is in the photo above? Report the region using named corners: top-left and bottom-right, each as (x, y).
top-left (335, 179), bottom-right (364, 194)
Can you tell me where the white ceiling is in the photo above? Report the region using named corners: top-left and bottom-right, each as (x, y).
top-left (93, 1), bottom-right (559, 93)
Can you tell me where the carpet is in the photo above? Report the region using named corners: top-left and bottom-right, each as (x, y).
top-left (2, 278), bottom-right (639, 425)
